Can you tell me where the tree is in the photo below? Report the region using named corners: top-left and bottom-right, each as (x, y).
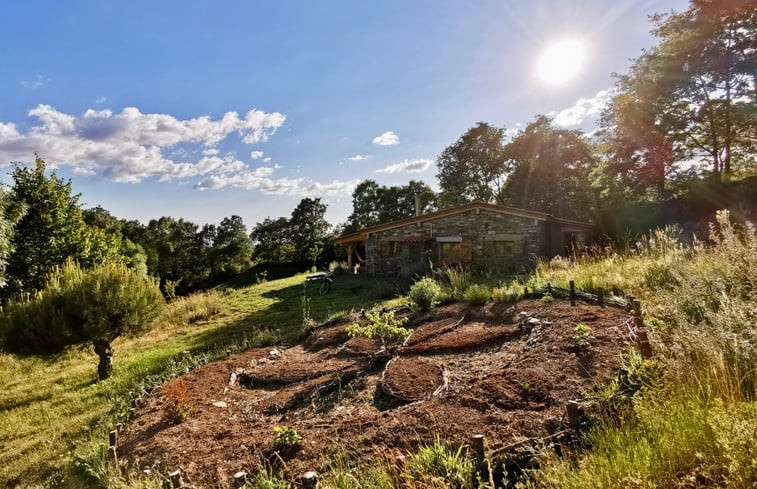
top-left (0, 261), bottom-right (164, 380)
top-left (503, 116), bottom-right (596, 219)
top-left (210, 215), bottom-right (252, 279)
top-left (436, 122), bottom-right (510, 207)
top-left (609, 0), bottom-right (757, 183)
top-left (345, 180), bottom-right (436, 232)
top-left (250, 217), bottom-right (295, 264)
top-left (3, 158), bottom-right (118, 298)
top-left (289, 198), bottom-right (330, 265)
top-left (0, 188), bottom-right (17, 290)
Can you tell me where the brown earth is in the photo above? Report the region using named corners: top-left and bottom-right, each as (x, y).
top-left (119, 299), bottom-right (636, 488)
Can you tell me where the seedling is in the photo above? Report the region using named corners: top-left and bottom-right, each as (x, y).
top-left (573, 323), bottom-right (595, 349)
top-left (273, 426), bottom-right (303, 450)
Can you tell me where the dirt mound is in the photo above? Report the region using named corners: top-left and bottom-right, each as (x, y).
top-left (119, 299), bottom-right (635, 488)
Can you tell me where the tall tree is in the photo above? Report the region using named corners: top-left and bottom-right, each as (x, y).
top-left (609, 0), bottom-right (757, 183)
top-left (250, 217), bottom-right (295, 264)
top-left (3, 158), bottom-right (118, 298)
top-left (289, 198), bottom-right (329, 264)
top-left (503, 116), bottom-right (596, 219)
top-left (210, 215), bottom-right (252, 279)
top-left (345, 180), bottom-right (436, 232)
top-left (436, 122), bottom-right (510, 207)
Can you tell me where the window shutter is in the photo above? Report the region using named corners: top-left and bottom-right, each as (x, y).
top-left (460, 242), bottom-right (473, 262)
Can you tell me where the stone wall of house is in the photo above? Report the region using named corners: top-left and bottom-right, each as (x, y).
top-left (365, 209), bottom-right (547, 276)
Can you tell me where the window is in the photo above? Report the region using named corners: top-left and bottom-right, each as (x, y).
top-left (440, 242), bottom-right (472, 262)
top-left (484, 240), bottom-right (522, 257)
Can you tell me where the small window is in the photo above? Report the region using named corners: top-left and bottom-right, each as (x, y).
top-left (485, 240), bottom-right (522, 257)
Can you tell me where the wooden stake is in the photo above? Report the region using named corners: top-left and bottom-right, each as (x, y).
top-left (569, 281), bottom-right (576, 306)
top-left (598, 289), bottom-right (605, 307)
top-left (232, 471), bottom-right (248, 488)
top-left (108, 446), bottom-right (119, 474)
top-left (301, 471), bottom-right (318, 489)
top-left (169, 470), bottom-right (182, 488)
top-left (109, 430), bottom-right (118, 448)
top-left (470, 435), bottom-right (494, 488)
top-left (547, 283), bottom-right (552, 295)
top-left (566, 400), bottom-right (582, 428)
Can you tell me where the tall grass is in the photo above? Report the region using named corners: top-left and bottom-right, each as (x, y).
top-left (525, 211), bottom-right (757, 489)
top-left (159, 290), bottom-right (223, 326)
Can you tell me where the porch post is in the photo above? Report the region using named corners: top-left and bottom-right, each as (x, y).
top-left (346, 243), bottom-right (354, 269)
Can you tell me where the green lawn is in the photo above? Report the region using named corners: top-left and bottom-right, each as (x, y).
top-left (0, 271), bottom-right (392, 488)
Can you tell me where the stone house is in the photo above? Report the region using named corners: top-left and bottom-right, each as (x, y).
top-left (334, 202), bottom-right (594, 276)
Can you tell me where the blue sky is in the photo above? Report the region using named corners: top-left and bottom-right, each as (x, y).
top-left (0, 0), bottom-right (689, 229)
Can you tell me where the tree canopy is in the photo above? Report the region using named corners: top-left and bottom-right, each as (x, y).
top-left (345, 180), bottom-right (436, 233)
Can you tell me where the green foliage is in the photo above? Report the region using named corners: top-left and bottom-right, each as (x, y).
top-left (408, 277), bottom-right (441, 311)
top-left (272, 426), bottom-right (303, 450)
top-left (573, 324), bottom-right (595, 349)
top-left (3, 158), bottom-right (120, 298)
top-left (289, 197), bottom-right (329, 264)
top-left (346, 309), bottom-right (410, 347)
top-left (403, 438), bottom-right (475, 489)
top-left (442, 266), bottom-right (471, 300)
top-left (436, 122), bottom-right (509, 207)
top-left (345, 179), bottom-right (437, 233)
top-left (250, 217), bottom-right (296, 264)
top-left (492, 282), bottom-right (524, 303)
top-left (463, 284), bottom-right (490, 306)
top-left (159, 291), bottom-right (223, 326)
top-left (540, 293), bottom-right (554, 303)
top-left (1, 260), bottom-right (164, 354)
top-left (246, 471), bottom-right (292, 489)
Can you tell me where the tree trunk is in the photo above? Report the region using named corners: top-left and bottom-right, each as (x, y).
top-left (93, 340), bottom-right (113, 380)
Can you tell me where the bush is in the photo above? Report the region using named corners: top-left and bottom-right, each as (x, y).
top-left (492, 282), bottom-right (525, 303)
top-left (463, 284), bottom-right (490, 306)
top-left (573, 324), bottom-right (595, 349)
top-left (162, 379), bottom-right (192, 423)
top-left (346, 309), bottom-right (411, 347)
top-left (0, 260), bottom-right (164, 379)
top-left (408, 277), bottom-right (441, 311)
top-left (272, 426), bottom-right (303, 451)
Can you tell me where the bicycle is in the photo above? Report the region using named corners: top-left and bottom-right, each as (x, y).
top-left (305, 270), bottom-right (334, 295)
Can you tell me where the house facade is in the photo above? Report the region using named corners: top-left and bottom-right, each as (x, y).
top-left (334, 202), bottom-right (594, 276)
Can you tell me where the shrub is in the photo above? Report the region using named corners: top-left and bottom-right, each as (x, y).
top-left (0, 260), bottom-right (164, 379)
top-left (272, 426), bottom-right (303, 451)
top-left (408, 277), bottom-right (441, 311)
top-left (162, 379), bottom-right (192, 423)
top-left (573, 324), bottom-right (595, 349)
top-left (347, 309), bottom-right (411, 347)
top-left (541, 293), bottom-right (554, 303)
top-left (492, 282), bottom-right (525, 303)
top-left (463, 284), bottom-right (490, 306)
top-left (443, 266), bottom-right (471, 299)
top-left (329, 260), bottom-right (349, 276)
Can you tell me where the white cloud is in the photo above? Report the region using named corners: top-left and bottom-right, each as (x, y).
top-left (95, 96), bottom-right (107, 104)
top-left (372, 131), bottom-right (400, 146)
top-left (347, 154), bottom-right (372, 161)
top-left (263, 157), bottom-right (271, 163)
top-left (195, 169), bottom-right (360, 198)
top-left (549, 88), bottom-right (614, 127)
top-left (20, 74), bottom-right (50, 90)
top-left (0, 104), bottom-right (286, 183)
top-left (250, 150), bottom-right (265, 159)
top-left (375, 158), bottom-right (433, 174)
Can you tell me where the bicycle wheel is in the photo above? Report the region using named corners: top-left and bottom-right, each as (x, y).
top-left (319, 280), bottom-right (331, 295)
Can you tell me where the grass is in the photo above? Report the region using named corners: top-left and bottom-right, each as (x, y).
top-left (0, 271), bottom-right (394, 488)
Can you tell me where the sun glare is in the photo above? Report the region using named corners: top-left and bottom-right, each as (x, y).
top-left (537, 40), bottom-right (585, 84)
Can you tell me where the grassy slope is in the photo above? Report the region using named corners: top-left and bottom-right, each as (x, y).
top-left (0, 272), bottom-right (389, 488)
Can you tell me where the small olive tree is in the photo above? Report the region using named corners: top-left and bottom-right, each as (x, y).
top-left (1, 260), bottom-right (164, 380)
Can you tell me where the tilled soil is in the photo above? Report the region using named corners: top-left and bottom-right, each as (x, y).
top-left (119, 299), bottom-right (635, 488)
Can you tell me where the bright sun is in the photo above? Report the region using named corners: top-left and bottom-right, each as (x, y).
top-left (537, 40), bottom-right (585, 84)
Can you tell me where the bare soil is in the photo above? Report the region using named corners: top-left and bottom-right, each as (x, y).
top-left (119, 299), bottom-right (635, 488)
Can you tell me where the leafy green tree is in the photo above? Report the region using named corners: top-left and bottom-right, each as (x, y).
top-left (345, 179), bottom-right (436, 232)
top-left (250, 217), bottom-right (295, 264)
top-left (289, 198), bottom-right (330, 265)
top-left (0, 260), bottom-right (164, 379)
top-left (0, 189), bottom-right (17, 290)
top-left (3, 158), bottom-right (118, 298)
top-left (503, 116), bottom-right (596, 219)
top-left (436, 122), bottom-right (510, 207)
top-left (210, 215), bottom-right (252, 279)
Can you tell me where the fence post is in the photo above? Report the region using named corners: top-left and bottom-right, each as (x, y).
top-left (598, 288), bottom-right (604, 307)
top-left (631, 299), bottom-right (653, 359)
top-left (232, 471), bottom-right (248, 488)
top-left (566, 400), bottom-right (582, 428)
top-left (169, 470), bottom-right (182, 488)
top-left (569, 281), bottom-right (576, 306)
top-left (547, 283), bottom-right (552, 296)
top-left (302, 471), bottom-right (318, 489)
top-left (470, 435), bottom-right (494, 488)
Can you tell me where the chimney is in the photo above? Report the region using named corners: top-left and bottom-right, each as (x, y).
top-left (415, 193), bottom-right (421, 217)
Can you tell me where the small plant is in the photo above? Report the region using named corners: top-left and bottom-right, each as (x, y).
top-left (163, 278), bottom-right (181, 302)
top-left (573, 323), bottom-right (595, 349)
top-left (541, 293), bottom-right (554, 303)
top-left (492, 282), bottom-right (524, 303)
top-left (444, 266), bottom-right (471, 299)
top-left (272, 426), bottom-right (303, 451)
top-left (301, 283), bottom-right (313, 329)
top-left (463, 284), bottom-right (491, 306)
top-left (408, 277), bottom-right (442, 311)
top-left (346, 309), bottom-right (411, 347)
top-left (162, 379), bottom-right (192, 423)
top-left (403, 437), bottom-right (474, 489)
top-left (520, 379), bottom-right (531, 392)
top-left (256, 270), bottom-right (268, 284)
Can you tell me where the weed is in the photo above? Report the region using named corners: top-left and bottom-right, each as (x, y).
top-left (403, 437), bottom-right (475, 489)
top-left (463, 284), bottom-right (490, 306)
top-left (162, 379), bottom-right (192, 423)
top-left (492, 282), bottom-right (524, 303)
top-left (520, 380), bottom-right (531, 392)
top-left (272, 426), bottom-right (303, 451)
top-left (443, 266), bottom-right (471, 299)
top-left (541, 293), bottom-right (554, 303)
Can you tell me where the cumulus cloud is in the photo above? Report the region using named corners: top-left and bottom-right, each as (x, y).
top-left (195, 169), bottom-right (360, 198)
top-left (375, 158), bottom-right (433, 174)
top-left (347, 154), bottom-right (372, 161)
top-left (372, 131), bottom-right (400, 146)
top-left (549, 88), bottom-right (614, 127)
top-left (250, 150), bottom-right (265, 159)
top-left (0, 104), bottom-right (286, 183)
